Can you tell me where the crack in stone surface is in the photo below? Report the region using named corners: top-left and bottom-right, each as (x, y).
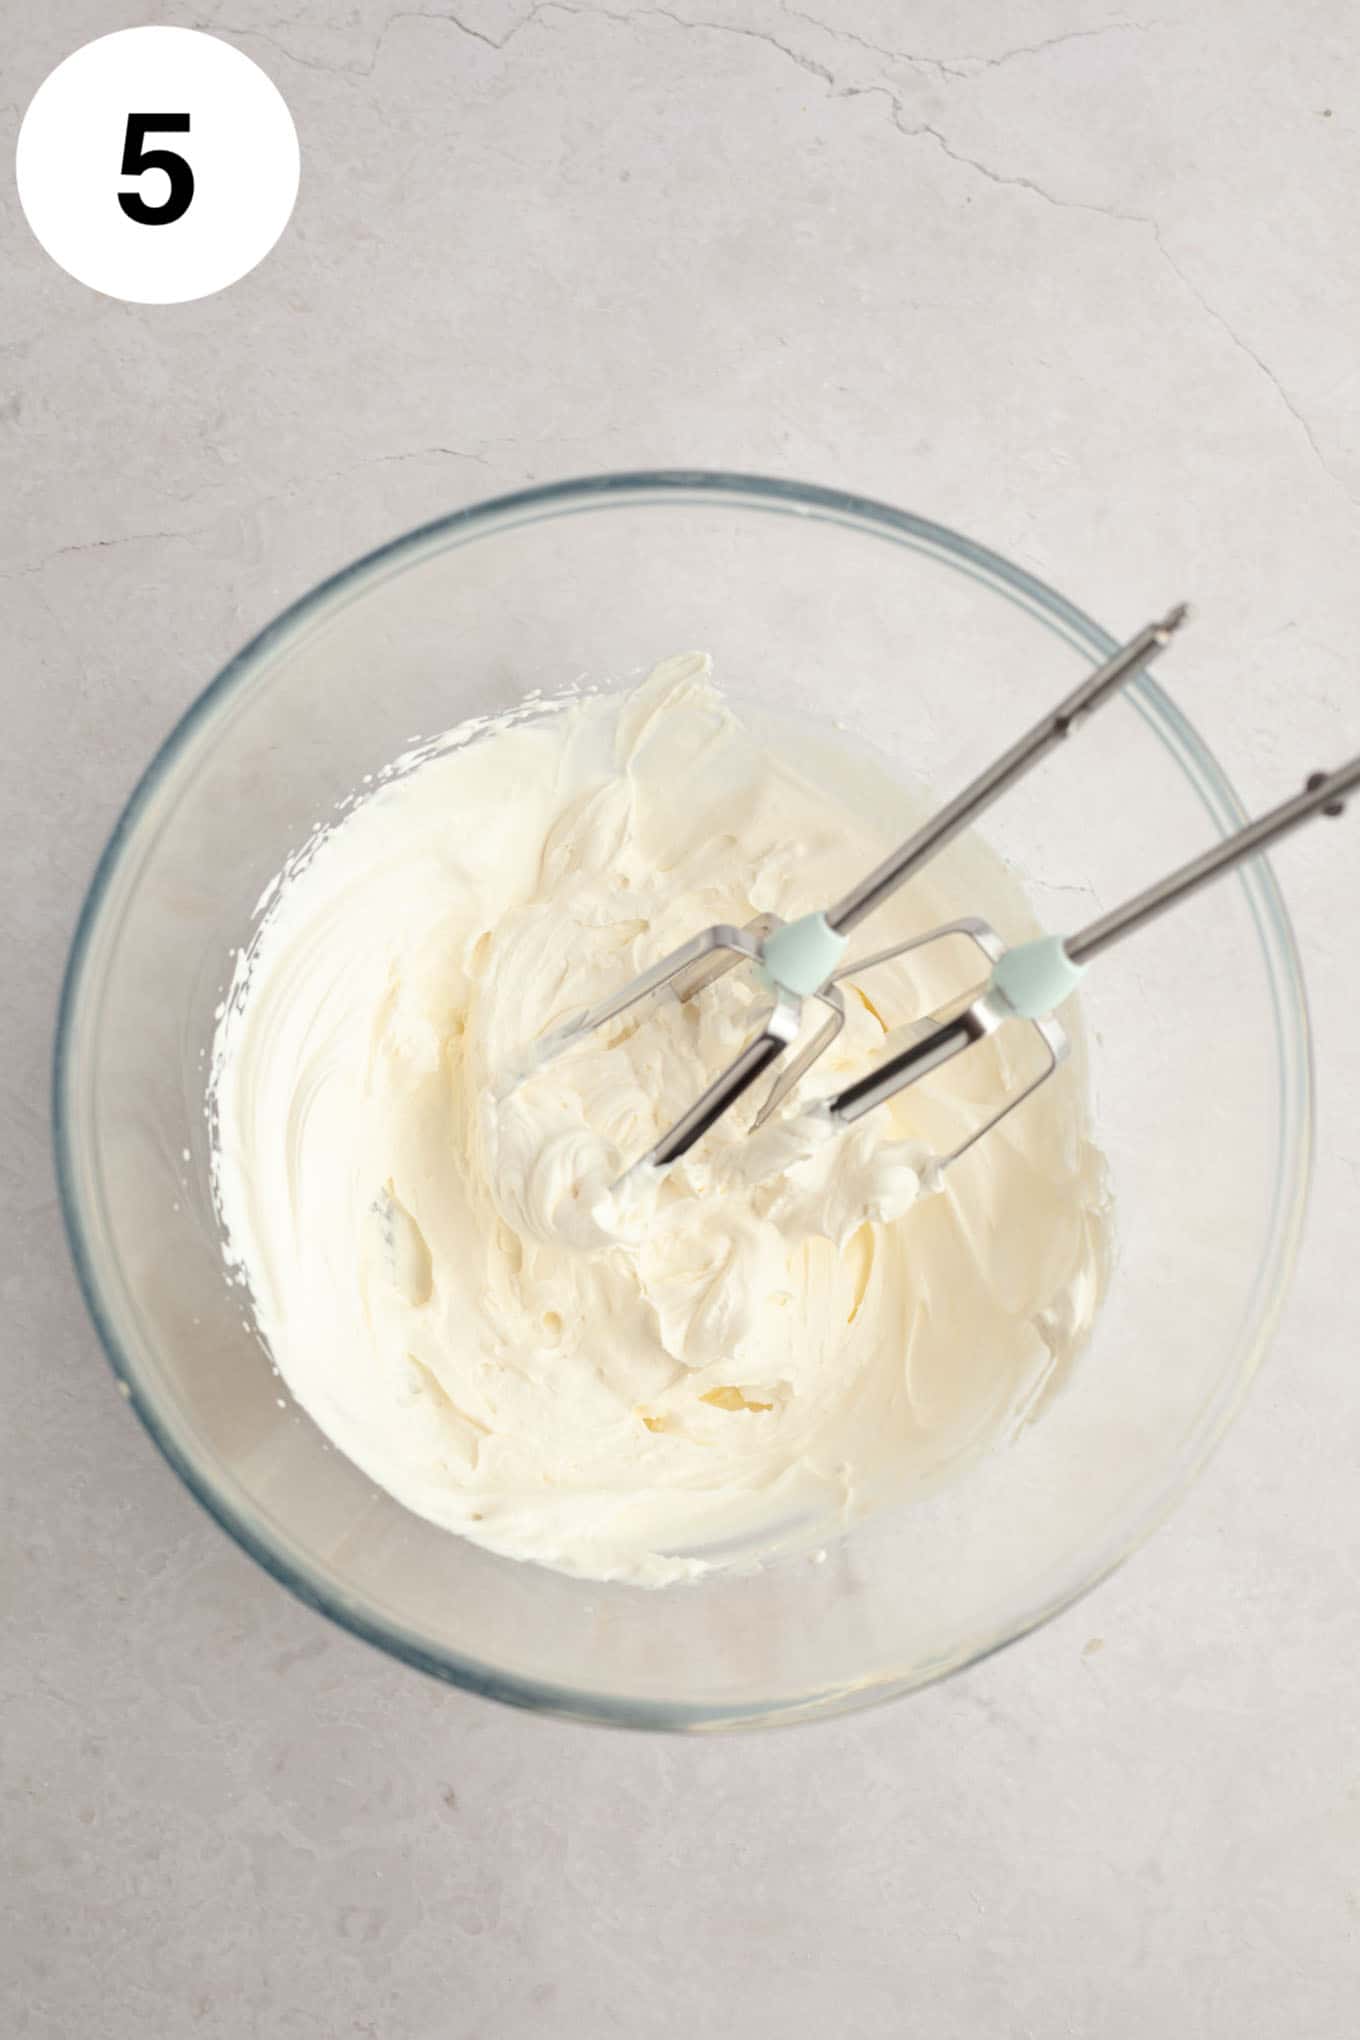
top-left (776, 4), bottom-right (968, 78)
top-left (1, 529), bottom-right (204, 580)
top-left (1149, 240), bottom-right (1358, 507)
top-left (542, 3), bottom-right (835, 83)
top-left (3, 445), bottom-right (493, 580)
top-left (953, 21), bottom-right (1155, 74)
top-left (857, 91), bottom-right (1357, 513)
top-left (212, 4), bottom-right (551, 78)
top-left (777, 7), bottom-right (1151, 80)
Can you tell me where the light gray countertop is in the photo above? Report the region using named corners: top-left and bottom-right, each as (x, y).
top-left (4, 2), bottom-right (1359, 2032)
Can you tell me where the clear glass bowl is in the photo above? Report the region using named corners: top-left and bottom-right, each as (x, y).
top-left (54, 474), bottom-right (1312, 1730)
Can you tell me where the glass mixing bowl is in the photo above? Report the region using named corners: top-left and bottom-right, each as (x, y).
top-left (54, 474), bottom-right (1312, 1730)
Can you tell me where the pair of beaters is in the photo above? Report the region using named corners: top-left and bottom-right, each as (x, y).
top-left (511, 608), bottom-right (1357, 1192)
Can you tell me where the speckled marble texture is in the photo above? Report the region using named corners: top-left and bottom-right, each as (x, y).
top-left (4, 2), bottom-right (1360, 2033)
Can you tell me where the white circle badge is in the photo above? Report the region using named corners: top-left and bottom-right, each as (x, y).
top-left (16, 27), bottom-right (300, 304)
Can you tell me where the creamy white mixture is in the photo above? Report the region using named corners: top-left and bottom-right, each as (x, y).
top-left (212, 657), bottom-right (1110, 1585)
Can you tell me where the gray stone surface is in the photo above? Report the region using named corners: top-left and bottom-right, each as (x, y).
top-left (4, 1), bottom-right (1359, 2032)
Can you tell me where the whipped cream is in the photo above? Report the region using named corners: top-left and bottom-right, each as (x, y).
top-left (211, 657), bottom-right (1110, 1584)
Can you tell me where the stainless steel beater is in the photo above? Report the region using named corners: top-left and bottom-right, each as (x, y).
top-left (809, 753), bottom-right (1359, 1164)
top-left (514, 606), bottom-right (1189, 1172)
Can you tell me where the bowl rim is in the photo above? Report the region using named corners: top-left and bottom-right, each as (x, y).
top-left (52, 469), bottom-right (1315, 1731)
